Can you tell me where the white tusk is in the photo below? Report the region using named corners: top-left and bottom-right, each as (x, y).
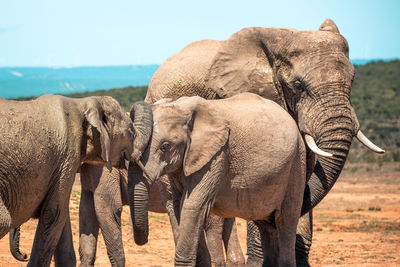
top-left (304, 134), bottom-right (334, 157)
top-left (356, 130), bottom-right (385, 154)
top-left (134, 158), bottom-right (151, 180)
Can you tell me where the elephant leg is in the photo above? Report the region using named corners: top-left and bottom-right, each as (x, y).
top-left (252, 216), bottom-right (297, 267)
top-left (196, 231), bottom-right (212, 267)
top-left (0, 198), bottom-right (11, 239)
top-left (54, 215), bottom-right (76, 267)
top-left (79, 189), bottom-right (99, 267)
top-left (223, 218), bottom-right (245, 267)
top-left (160, 176), bottom-right (210, 267)
top-left (174, 162), bottom-right (223, 266)
top-left (295, 210), bottom-right (313, 267)
top-left (175, 199), bottom-right (212, 266)
top-left (159, 174), bottom-right (182, 244)
top-left (28, 191), bottom-right (71, 266)
top-left (246, 220), bottom-right (263, 266)
top-left (252, 220), bottom-right (279, 266)
top-left (93, 173), bottom-right (125, 267)
top-left (205, 213), bottom-right (225, 267)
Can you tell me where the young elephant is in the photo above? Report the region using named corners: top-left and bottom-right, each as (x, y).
top-left (0, 95), bottom-right (150, 267)
top-left (131, 93), bottom-right (307, 266)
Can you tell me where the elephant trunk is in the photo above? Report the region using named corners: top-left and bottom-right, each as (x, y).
top-left (300, 102), bottom-right (355, 215)
top-left (128, 161), bottom-right (150, 246)
top-left (130, 102), bottom-right (153, 162)
top-left (9, 227), bottom-right (29, 262)
top-left (127, 101), bottom-right (153, 245)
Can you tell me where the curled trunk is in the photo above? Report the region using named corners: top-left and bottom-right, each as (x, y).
top-left (301, 109), bottom-right (354, 215)
top-left (9, 227), bottom-right (29, 262)
top-left (130, 102), bottom-right (153, 161)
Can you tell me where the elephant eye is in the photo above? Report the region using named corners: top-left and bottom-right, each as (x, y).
top-left (128, 129), bottom-right (134, 138)
top-left (294, 80), bottom-right (305, 92)
top-left (102, 115), bottom-right (108, 125)
top-left (160, 142), bottom-right (171, 152)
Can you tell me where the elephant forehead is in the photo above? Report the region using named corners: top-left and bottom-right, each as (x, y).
top-left (153, 114), bottom-right (187, 138)
top-left (293, 31), bottom-right (348, 53)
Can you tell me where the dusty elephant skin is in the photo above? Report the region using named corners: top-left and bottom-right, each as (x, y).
top-left (78, 163), bottom-right (165, 267)
top-left (130, 93), bottom-right (307, 266)
top-left (144, 18), bottom-right (384, 266)
top-left (77, 161), bottom-right (243, 267)
top-left (0, 95), bottom-right (135, 267)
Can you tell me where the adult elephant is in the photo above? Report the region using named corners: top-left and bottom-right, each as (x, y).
top-left (0, 95), bottom-right (152, 267)
top-left (132, 19), bottom-right (384, 266)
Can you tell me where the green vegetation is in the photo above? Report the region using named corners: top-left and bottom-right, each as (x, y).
top-left (349, 60), bottom-right (400, 163)
top-left (15, 86), bottom-right (148, 111)
top-left (14, 60), bottom-right (400, 162)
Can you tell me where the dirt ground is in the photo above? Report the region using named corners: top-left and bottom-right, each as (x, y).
top-left (0, 162), bottom-right (399, 266)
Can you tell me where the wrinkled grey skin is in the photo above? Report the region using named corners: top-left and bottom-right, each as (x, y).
top-left (77, 162), bottom-right (243, 267)
top-left (9, 227), bottom-right (28, 261)
top-left (131, 94), bottom-right (307, 266)
top-left (143, 19), bottom-right (384, 266)
top-left (77, 102), bottom-right (154, 267)
top-left (7, 101), bottom-right (152, 267)
top-left (0, 95), bottom-right (135, 267)
top-left (78, 163), bottom-right (166, 267)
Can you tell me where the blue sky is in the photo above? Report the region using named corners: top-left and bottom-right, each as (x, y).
top-left (0, 0), bottom-right (399, 67)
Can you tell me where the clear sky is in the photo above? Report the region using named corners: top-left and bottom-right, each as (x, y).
top-left (0, 0), bottom-right (399, 67)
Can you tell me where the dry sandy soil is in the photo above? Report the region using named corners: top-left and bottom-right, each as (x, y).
top-left (0, 163), bottom-right (399, 266)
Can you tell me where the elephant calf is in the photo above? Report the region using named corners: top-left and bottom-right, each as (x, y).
top-left (131, 93), bottom-right (307, 266)
top-left (0, 95), bottom-right (151, 267)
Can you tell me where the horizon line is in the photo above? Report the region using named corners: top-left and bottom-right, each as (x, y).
top-left (0, 58), bottom-right (398, 68)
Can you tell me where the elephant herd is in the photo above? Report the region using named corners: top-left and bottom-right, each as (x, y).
top-left (0, 19), bottom-right (384, 267)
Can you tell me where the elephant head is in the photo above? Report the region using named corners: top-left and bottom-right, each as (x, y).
top-left (205, 19), bottom-right (384, 213)
top-left (80, 96), bottom-right (135, 170)
top-left (127, 97), bottom-right (229, 245)
top-left (79, 97), bottom-right (152, 169)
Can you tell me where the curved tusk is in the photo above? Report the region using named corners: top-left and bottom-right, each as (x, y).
top-left (134, 158), bottom-right (151, 180)
top-left (356, 130), bottom-right (385, 154)
top-left (304, 134), bottom-right (334, 157)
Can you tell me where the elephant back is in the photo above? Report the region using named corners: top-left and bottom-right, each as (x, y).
top-left (147, 40), bottom-right (222, 104)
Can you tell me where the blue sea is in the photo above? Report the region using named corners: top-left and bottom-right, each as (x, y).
top-left (0, 59), bottom-right (394, 99)
top-left (0, 65), bottom-right (159, 99)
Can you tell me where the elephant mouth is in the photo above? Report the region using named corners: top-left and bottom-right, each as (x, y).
top-left (121, 148), bottom-right (131, 162)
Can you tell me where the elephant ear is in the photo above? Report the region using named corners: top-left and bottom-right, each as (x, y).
top-left (84, 98), bottom-right (112, 171)
top-left (319, 18), bottom-right (340, 34)
top-left (182, 98), bottom-right (229, 176)
top-left (205, 27), bottom-right (286, 108)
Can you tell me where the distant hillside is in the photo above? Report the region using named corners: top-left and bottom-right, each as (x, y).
top-left (15, 86), bottom-right (148, 111)
top-left (349, 60), bottom-right (400, 163)
top-left (14, 60), bottom-right (400, 163)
